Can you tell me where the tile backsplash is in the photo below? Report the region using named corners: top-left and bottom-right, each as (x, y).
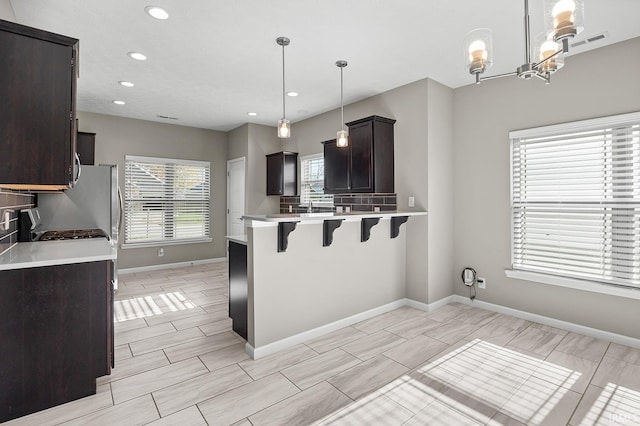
top-left (280, 193), bottom-right (397, 214)
top-left (0, 190), bottom-right (35, 255)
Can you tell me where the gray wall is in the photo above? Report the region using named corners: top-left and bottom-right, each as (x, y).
top-left (77, 111), bottom-right (228, 269)
top-left (0, 0), bottom-right (15, 21)
top-left (281, 78), bottom-right (454, 304)
top-left (453, 37), bottom-right (640, 339)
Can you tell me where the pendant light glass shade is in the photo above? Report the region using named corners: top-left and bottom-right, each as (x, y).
top-left (336, 60), bottom-right (348, 148)
top-left (544, 0), bottom-right (584, 43)
top-left (536, 33), bottom-right (564, 73)
top-left (276, 37), bottom-right (291, 139)
top-left (278, 118), bottom-right (291, 138)
top-left (463, 28), bottom-right (493, 77)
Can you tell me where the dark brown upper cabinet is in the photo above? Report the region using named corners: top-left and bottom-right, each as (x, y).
top-left (0, 19), bottom-right (78, 191)
top-left (323, 115), bottom-right (396, 194)
top-left (266, 151), bottom-right (298, 196)
top-left (76, 132), bottom-right (96, 165)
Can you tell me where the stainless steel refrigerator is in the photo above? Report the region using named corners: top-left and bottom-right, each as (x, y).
top-left (37, 164), bottom-right (121, 288)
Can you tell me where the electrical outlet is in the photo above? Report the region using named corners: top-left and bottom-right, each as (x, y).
top-left (408, 196), bottom-right (415, 207)
top-left (158, 248), bottom-right (164, 257)
top-left (477, 277), bottom-right (486, 289)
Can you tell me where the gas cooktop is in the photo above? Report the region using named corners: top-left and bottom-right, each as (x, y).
top-left (38, 229), bottom-right (108, 241)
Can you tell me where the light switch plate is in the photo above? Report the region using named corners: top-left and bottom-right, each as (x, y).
top-left (408, 196), bottom-right (415, 207)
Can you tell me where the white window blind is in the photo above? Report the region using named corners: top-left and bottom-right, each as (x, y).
top-left (510, 112), bottom-right (640, 290)
top-left (300, 154), bottom-right (333, 205)
top-left (124, 156), bottom-right (211, 246)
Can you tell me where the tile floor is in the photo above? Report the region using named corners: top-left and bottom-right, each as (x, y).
top-left (6, 263), bottom-right (640, 426)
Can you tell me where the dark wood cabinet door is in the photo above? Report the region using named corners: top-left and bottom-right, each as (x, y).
top-left (266, 152), bottom-right (298, 196)
top-left (323, 139), bottom-right (350, 194)
top-left (77, 132), bottom-right (96, 165)
top-left (0, 20), bottom-right (78, 189)
top-left (349, 122), bottom-right (374, 192)
top-left (0, 261), bottom-right (110, 423)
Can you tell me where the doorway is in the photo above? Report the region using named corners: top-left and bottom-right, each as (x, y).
top-left (227, 157), bottom-right (246, 237)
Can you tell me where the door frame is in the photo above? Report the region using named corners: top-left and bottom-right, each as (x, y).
top-left (226, 157), bottom-right (246, 236)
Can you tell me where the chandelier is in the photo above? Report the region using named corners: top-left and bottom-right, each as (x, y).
top-left (464, 0), bottom-right (584, 85)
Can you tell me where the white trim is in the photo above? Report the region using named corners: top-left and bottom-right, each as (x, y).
top-left (125, 154), bottom-right (210, 167)
top-left (451, 295), bottom-right (640, 350)
top-left (509, 111), bottom-right (640, 139)
top-left (247, 299), bottom-right (407, 359)
top-left (505, 269), bottom-right (640, 301)
top-left (246, 294), bottom-right (640, 359)
top-left (121, 238), bottom-right (212, 249)
top-left (118, 257), bottom-right (226, 274)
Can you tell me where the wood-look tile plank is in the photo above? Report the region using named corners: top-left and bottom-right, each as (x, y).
top-left (485, 313), bottom-right (532, 332)
top-left (153, 364), bottom-right (253, 417)
top-left (533, 350), bottom-right (599, 394)
top-left (129, 327), bottom-right (205, 356)
top-left (98, 350), bottom-right (169, 384)
top-left (4, 384), bottom-right (113, 426)
top-left (506, 326), bottom-right (565, 357)
top-left (553, 332), bottom-right (609, 362)
top-left (454, 307), bottom-right (499, 327)
top-left (239, 344), bottom-right (317, 380)
top-left (464, 323), bottom-right (522, 346)
top-left (353, 312), bottom-right (401, 334)
top-left (328, 355), bottom-right (409, 400)
top-left (198, 317), bottom-right (232, 336)
top-left (115, 322), bottom-right (175, 345)
top-left (113, 317), bottom-right (149, 333)
top-left (388, 306), bottom-right (429, 320)
top-left (197, 373), bottom-right (299, 425)
top-left (249, 381), bottom-right (352, 426)
top-left (423, 320), bottom-right (480, 344)
top-left (304, 326), bottom-right (367, 353)
top-left (405, 400), bottom-right (482, 426)
top-left (569, 384), bottom-right (640, 426)
top-left (606, 342), bottom-right (640, 366)
top-left (143, 307), bottom-right (207, 326)
top-left (341, 330), bottom-right (406, 361)
top-left (110, 357), bottom-right (208, 404)
top-left (115, 343), bottom-right (133, 362)
top-left (425, 304), bottom-right (467, 323)
top-left (145, 406), bottom-right (207, 426)
top-left (199, 342), bottom-right (250, 372)
top-left (316, 391), bottom-right (413, 426)
top-left (382, 334), bottom-right (449, 369)
top-left (171, 310), bottom-right (229, 330)
top-left (164, 331), bottom-right (241, 363)
top-left (380, 369), bottom-right (450, 414)
top-left (591, 356), bottom-right (640, 392)
top-left (60, 394), bottom-right (159, 426)
top-left (281, 348), bottom-right (362, 390)
top-left (384, 316), bottom-right (443, 339)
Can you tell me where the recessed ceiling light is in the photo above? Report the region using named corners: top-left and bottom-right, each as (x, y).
top-left (119, 81), bottom-right (135, 87)
top-left (145, 5), bottom-right (169, 20)
top-left (128, 52), bottom-right (147, 61)
top-left (113, 100), bottom-right (126, 105)
top-left (287, 91), bottom-right (299, 97)
top-left (247, 112), bottom-right (257, 116)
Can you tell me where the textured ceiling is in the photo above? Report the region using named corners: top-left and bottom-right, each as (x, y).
top-left (9, 0), bottom-right (640, 131)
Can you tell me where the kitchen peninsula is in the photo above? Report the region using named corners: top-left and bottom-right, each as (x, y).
top-left (227, 210), bottom-right (426, 359)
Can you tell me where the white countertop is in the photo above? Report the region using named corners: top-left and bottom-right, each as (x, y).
top-left (243, 210), bottom-right (427, 225)
top-left (225, 234), bottom-right (248, 245)
top-left (0, 238), bottom-right (117, 271)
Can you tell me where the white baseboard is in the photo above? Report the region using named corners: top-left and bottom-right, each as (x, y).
top-left (118, 257), bottom-right (226, 275)
top-left (247, 294), bottom-right (640, 359)
top-left (247, 297), bottom-right (454, 359)
top-left (451, 295), bottom-right (640, 350)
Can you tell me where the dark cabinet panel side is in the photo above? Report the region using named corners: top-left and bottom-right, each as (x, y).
top-left (266, 153), bottom-right (283, 195)
top-left (228, 241), bottom-right (248, 340)
top-left (372, 119), bottom-right (395, 193)
top-left (0, 31), bottom-right (73, 185)
top-left (349, 122), bottom-right (374, 192)
top-left (323, 139), bottom-right (350, 194)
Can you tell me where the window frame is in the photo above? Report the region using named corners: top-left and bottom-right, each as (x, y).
top-left (122, 155), bottom-right (212, 249)
top-left (507, 111), bottom-right (640, 300)
top-left (299, 153), bottom-right (333, 207)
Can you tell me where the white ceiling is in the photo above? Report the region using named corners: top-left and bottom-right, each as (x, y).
top-left (9, 0), bottom-right (640, 131)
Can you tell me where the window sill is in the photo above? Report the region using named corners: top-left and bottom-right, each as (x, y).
top-left (121, 237), bottom-right (212, 249)
top-left (504, 269), bottom-right (640, 301)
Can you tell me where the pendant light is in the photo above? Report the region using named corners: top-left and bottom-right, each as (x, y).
top-left (276, 37), bottom-right (291, 138)
top-left (336, 60), bottom-right (348, 148)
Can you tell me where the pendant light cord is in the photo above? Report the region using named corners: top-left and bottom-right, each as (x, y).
top-left (340, 66), bottom-right (344, 131)
top-left (282, 43), bottom-right (286, 120)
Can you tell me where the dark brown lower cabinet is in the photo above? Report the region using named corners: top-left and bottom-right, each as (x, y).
top-left (0, 261), bottom-right (112, 423)
top-left (228, 241), bottom-right (248, 340)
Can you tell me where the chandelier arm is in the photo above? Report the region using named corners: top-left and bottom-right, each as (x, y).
top-left (523, 0), bottom-right (531, 65)
top-left (533, 48), bottom-right (563, 69)
top-left (533, 72), bottom-right (550, 83)
top-left (479, 71), bottom-right (518, 82)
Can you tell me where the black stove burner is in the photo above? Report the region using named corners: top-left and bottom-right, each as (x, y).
top-left (39, 229), bottom-right (108, 241)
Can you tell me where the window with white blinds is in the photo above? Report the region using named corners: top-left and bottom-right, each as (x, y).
top-left (510, 112), bottom-right (640, 290)
top-left (124, 155), bottom-right (211, 246)
top-left (300, 154), bottom-right (333, 206)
